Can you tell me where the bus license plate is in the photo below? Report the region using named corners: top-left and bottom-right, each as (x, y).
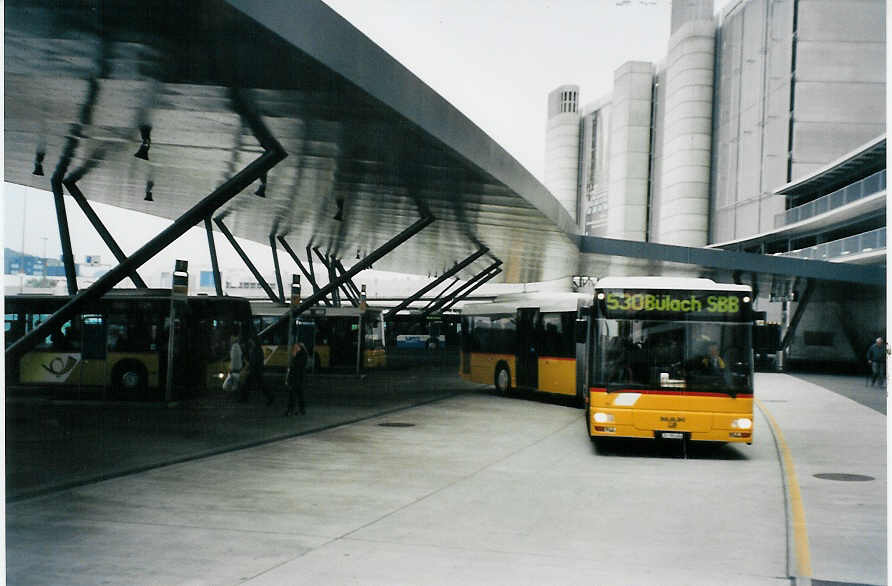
top-left (660, 432), bottom-right (684, 440)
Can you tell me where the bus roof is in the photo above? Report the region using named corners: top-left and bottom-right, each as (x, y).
top-left (250, 301), bottom-right (382, 318)
top-left (6, 290), bottom-right (251, 302)
top-left (460, 291), bottom-right (592, 315)
top-left (595, 277), bottom-right (752, 293)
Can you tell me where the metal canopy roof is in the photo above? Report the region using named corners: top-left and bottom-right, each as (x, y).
top-left (5, 0), bottom-right (578, 284)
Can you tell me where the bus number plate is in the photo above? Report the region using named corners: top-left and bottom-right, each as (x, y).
top-left (660, 432), bottom-right (684, 440)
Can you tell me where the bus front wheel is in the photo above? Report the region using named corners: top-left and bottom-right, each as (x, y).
top-left (494, 364), bottom-right (511, 395)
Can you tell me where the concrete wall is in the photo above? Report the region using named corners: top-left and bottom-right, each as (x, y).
top-left (579, 99), bottom-right (611, 236)
top-left (791, 0), bottom-right (886, 179)
top-left (606, 62), bottom-right (654, 242)
top-left (711, 0), bottom-right (886, 243)
top-left (545, 85), bottom-right (581, 225)
top-left (654, 20), bottom-right (715, 246)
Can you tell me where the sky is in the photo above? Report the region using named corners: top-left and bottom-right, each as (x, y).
top-left (2, 0), bottom-right (733, 284)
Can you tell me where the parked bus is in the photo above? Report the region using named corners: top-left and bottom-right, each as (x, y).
top-left (5, 290), bottom-right (254, 400)
top-left (385, 312), bottom-right (461, 349)
top-left (251, 302), bottom-right (386, 371)
top-left (460, 292), bottom-right (592, 400)
top-left (460, 277), bottom-right (755, 446)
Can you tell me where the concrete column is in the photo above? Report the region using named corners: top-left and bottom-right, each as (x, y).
top-left (606, 61), bottom-right (654, 242)
top-left (655, 20), bottom-right (716, 246)
top-left (545, 84), bottom-right (581, 223)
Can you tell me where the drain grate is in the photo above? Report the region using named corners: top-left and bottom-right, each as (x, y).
top-left (813, 473), bottom-right (875, 482)
top-left (378, 422), bottom-right (415, 428)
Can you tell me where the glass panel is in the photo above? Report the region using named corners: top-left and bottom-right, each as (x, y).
top-left (594, 319), bottom-right (752, 395)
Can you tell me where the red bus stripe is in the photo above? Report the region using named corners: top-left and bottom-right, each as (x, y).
top-left (589, 387), bottom-right (752, 398)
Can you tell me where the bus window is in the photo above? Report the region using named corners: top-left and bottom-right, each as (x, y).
top-left (538, 312), bottom-right (576, 358)
top-left (595, 318), bottom-right (751, 394)
top-left (81, 314), bottom-right (106, 360)
top-left (5, 312), bottom-right (26, 346)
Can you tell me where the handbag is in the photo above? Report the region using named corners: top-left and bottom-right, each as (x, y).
top-left (222, 371), bottom-right (240, 392)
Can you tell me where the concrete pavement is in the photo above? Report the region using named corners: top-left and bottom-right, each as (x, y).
top-left (4, 370), bottom-right (887, 585)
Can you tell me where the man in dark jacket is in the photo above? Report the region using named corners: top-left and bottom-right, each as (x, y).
top-left (240, 337), bottom-right (273, 405)
top-left (867, 337), bottom-right (886, 387)
top-left (285, 341), bottom-right (308, 415)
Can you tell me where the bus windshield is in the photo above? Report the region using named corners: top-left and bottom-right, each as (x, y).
top-left (594, 318), bottom-right (753, 395)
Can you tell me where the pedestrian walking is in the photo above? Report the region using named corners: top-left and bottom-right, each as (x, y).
top-left (866, 337), bottom-right (886, 387)
top-left (240, 336), bottom-right (274, 405)
top-left (285, 341), bottom-right (308, 416)
top-left (224, 332), bottom-right (244, 393)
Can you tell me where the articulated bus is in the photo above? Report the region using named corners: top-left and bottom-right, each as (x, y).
top-left (5, 290), bottom-right (254, 400)
top-left (460, 277), bottom-right (755, 445)
top-left (460, 292), bottom-right (592, 399)
top-left (251, 301), bottom-right (386, 371)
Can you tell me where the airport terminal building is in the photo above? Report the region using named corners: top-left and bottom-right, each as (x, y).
top-left (545, 0), bottom-right (886, 369)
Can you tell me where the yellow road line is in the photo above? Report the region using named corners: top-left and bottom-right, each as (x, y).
top-left (756, 397), bottom-right (812, 578)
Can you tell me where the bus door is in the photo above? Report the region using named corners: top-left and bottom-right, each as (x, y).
top-left (516, 308), bottom-right (539, 388)
top-left (80, 313), bottom-right (107, 398)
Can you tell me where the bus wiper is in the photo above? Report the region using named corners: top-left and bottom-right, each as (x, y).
top-left (606, 382), bottom-right (645, 393)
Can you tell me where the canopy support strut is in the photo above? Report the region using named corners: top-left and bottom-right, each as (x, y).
top-left (7, 88), bottom-right (287, 364)
top-left (63, 178), bottom-right (148, 289)
top-left (214, 215), bottom-right (281, 304)
top-left (384, 246), bottom-right (488, 320)
top-left (259, 214), bottom-right (435, 338)
top-left (425, 260), bottom-right (502, 315)
top-left (276, 237), bottom-right (330, 306)
top-left (204, 217), bottom-right (223, 296)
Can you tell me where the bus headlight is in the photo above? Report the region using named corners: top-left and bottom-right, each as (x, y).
top-left (593, 412), bottom-right (614, 423)
top-left (731, 418), bottom-right (752, 430)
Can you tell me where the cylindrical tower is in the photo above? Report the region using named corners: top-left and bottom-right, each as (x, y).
top-left (605, 61), bottom-right (654, 242)
top-left (655, 1), bottom-right (716, 246)
top-left (544, 85), bottom-right (581, 224)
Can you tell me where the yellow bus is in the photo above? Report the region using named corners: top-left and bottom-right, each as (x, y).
top-left (5, 290), bottom-right (255, 400)
top-left (585, 277), bottom-right (754, 445)
top-left (460, 292), bottom-right (592, 401)
top-left (459, 278), bottom-right (755, 446)
top-left (251, 302), bottom-right (386, 371)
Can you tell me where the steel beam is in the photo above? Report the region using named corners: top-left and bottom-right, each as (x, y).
top-left (7, 89), bottom-right (287, 364)
top-left (421, 277), bottom-right (460, 310)
top-left (270, 234), bottom-right (285, 302)
top-left (277, 236), bottom-right (330, 306)
top-left (425, 260), bottom-right (502, 315)
top-left (313, 248), bottom-right (356, 307)
top-left (214, 216), bottom-right (281, 303)
top-left (63, 179), bottom-right (148, 289)
top-left (384, 246), bottom-right (488, 319)
top-left (50, 172), bottom-right (78, 294)
top-left (439, 267), bottom-right (502, 313)
top-left (333, 258), bottom-right (363, 301)
top-left (205, 217), bottom-right (223, 296)
top-left (306, 246), bottom-right (319, 295)
top-left (780, 278), bottom-right (815, 351)
top-left (259, 214), bottom-right (435, 338)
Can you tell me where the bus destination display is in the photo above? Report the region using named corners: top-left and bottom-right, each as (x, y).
top-left (598, 289), bottom-right (750, 321)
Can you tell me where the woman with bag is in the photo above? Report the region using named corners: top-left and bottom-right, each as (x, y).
top-left (285, 341), bottom-right (308, 415)
top-left (224, 333), bottom-right (244, 393)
